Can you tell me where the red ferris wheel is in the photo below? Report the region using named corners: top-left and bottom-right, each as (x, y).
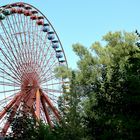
top-left (0, 2), bottom-right (68, 136)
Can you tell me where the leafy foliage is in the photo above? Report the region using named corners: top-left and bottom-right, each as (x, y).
top-left (73, 31), bottom-right (140, 140)
top-left (5, 111), bottom-right (57, 140)
top-left (56, 71), bottom-right (86, 140)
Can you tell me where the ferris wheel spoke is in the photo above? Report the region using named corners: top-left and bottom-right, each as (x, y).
top-left (36, 34), bottom-right (49, 67)
top-left (30, 21), bottom-right (36, 65)
top-left (11, 14), bottom-right (34, 81)
top-left (34, 25), bottom-right (43, 65)
top-left (0, 81), bottom-right (19, 87)
top-left (0, 47), bottom-right (22, 82)
top-left (30, 17), bottom-right (36, 63)
top-left (36, 33), bottom-right (45, 66)
top-left (42, 88), bottom-right (62, 94)
top-left (0, 74), bottom-right (20, 86)
top-left (23, 15), bottom-right (35, 65)
top-left (22, 16), bottom-right (28, 61)
top-left (0, 88), bottom-right (20, 94)
top-left (15, 15), bottom-right (28, 64)
top-left (24, 16), bottom-right (30, 63)
top-left (6, 16), bottom-right (23, 57)
top-left (27, 17), bottom-right (33, 65)
top-left (14, 20), bottom-right (31, 70)
top-left (37, 41), bottom-right (51, 68)
top-left (47, 92), bottom-right (59, 98)
top-left (0, 21), bottom-right (20, 62)
top-left (25, 34), bottom-right (46, 81)
top-left (0, 93), bottom-right (20, 119)
top-left (49, 97), bottom-right (58, 104)
top-left (32, 14), bottom-right (42, 65)
top-left (44, 94), bottom-right (61, 103)
top-left (31, 16), bottom-right (38, 64)
top-left (0, 47), bottom-right (20, 73)
top-left (39, 42), bottom-right (52, 68)
top-left (42, 75), bottom-right (58, 85)
top-left (0, 22), bottom-right (24, 78)
top-left (39, 51), bottom-right (56, 78)
top-left (0, 66), bottom-right (19, 80)
top-left (22, 35), bottom-right (45, 69)
top-left (0, 22), bottom-right (16, 62)
top-left (41, 63), bottom-right (56, 81)
top-left (0, 35), bottom-right (19, 70)
top-left (41, 92), bottom-right (60, 120)
top-left (11, 14), bottom-right (27, 63)
top-left (41, 97), bottom-right (53, 127)
top-left (35, 89), bottom-right (41, 119)
top-left (32, 30), bottom-right (39, 65)
top-left (1, 93), bottom-right (23, 136)
top-left (39, 64), bottom-right (59, 84)
top-left (40, 58), bottom-right (58, 80)
top-left (22, 89), bottom-right (36, 113)
top-left (17, 14), bottom-right (29, 64)
top-left (42, 52), bottom-right (58, 70)
top-left (40, 46), bottom-right (54, 68)
top-left (0, 57), bottom-right (17, 77)
top-left (43, 82), bottom-right (64, 86)
top-left (0, 50), bottom-right (22, 80)
top-left (40, 110), bottom-right (47, 124)
top-left (43, 51), bottom-right (58, 70)
top-left (47, 93), bottom-right (60, 103)
top-left (35, 30), bottom-right (43, 66)
top-left (0, 92), bottom-right (20, 106)
top-left (30, 18), bottom-right (36, 63)
top-left (0, 68), bottom-right (21, 83)
top-left (40, 74), bottom-right (57, 84)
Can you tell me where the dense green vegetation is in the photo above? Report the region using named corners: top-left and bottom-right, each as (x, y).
top-left (6, 31), bottom-right (140, 140)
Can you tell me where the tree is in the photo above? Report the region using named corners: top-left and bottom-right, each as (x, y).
top-left (55, 70), bottom-right (86, 140)
top-left (5, 111), bottom-right (57, 140)
top-left (72, 32), bottom-right (140, 140)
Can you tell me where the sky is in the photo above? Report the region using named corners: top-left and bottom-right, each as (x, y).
top-left (0, 0), bottom-right (140, 68)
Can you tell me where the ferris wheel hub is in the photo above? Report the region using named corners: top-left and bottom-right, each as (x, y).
top-left (21, 72), bottom-right (40, 91)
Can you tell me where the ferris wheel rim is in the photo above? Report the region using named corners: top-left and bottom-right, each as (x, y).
top-left (0, 2), bottom-right (68, 67)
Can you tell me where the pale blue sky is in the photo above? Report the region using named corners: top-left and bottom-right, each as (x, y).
top-left (0, 0), bottom-right (140, 68)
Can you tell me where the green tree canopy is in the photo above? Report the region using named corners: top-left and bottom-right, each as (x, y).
top-left (71, 31), bottom-right (140, 140)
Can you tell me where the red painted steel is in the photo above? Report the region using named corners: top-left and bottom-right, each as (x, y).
top-left (41, 96), bottom-right (53, 127)
top-left (35, 89), bottom-right (40, 119)
top-left (0, 93), bottom-right (19, 119)
top-left (0, 2), bottom-right (68, 135)
top-left (1, 93), bottom-right (23, 136)
top-left (42, 92), bottom-right (60, 120)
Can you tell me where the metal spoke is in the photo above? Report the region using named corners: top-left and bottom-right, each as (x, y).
top-left (0, 2), bottom-right (68, 135)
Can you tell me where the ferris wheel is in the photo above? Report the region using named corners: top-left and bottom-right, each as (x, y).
top-left (0, 2), bottom-right (68, 136)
